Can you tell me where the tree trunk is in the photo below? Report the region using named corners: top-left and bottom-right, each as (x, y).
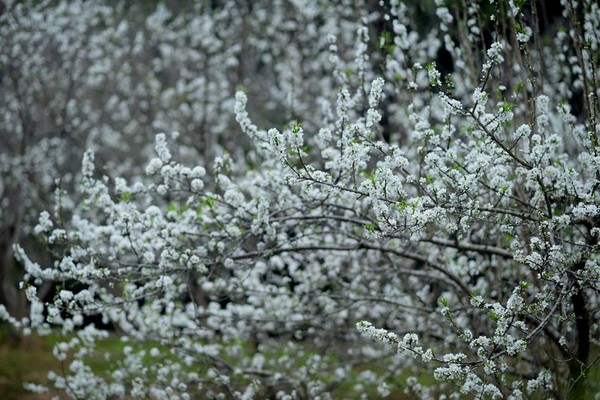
top-left (567, 286), bottom-right (590, 400)
top-left (0, 189), bottom-right (26, 338)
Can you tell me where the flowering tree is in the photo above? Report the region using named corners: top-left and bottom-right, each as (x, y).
top-left (0, 0), bottom-right (363, 318)
top-left (1, 0), bottom-right (599, 399)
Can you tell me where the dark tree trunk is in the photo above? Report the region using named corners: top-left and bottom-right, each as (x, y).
top-left (566, 228), bottom-right (597, 400)
top-left (0, 190), bottom-right (26, 338)
top-left (567, 286), bottom-right (589, 400)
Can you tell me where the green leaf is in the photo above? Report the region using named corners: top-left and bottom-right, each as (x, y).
top-left (363, 223), bottom-right (376, 233)
top-left (501, 102), bottom-right (515, 112)
top-left (292, 120), bottom-right (302, 133)
top-left (515, 21), bottom-right (525, 34)
top-left (396, 201), bottom-right (408, 212)
top-left (120, 192), bottom-right (131, 203)
top-left (202, 197), bottom-right (215, 208)
top-left (519, 281), bottom-right (531, 289)
top-left (438, 296), bottom-right (448, 307)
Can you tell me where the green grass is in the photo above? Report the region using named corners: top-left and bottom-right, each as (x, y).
top-left (2, 324), bottom-right (598, 399)
top-left (0, 324), bottom-right (135, 399)
top-left (0, 325), bottom-right (60, 400)
top-left (0, 325), bottom-right (414, 399)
